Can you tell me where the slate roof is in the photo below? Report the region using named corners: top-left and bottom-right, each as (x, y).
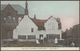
top-left (1, 4), bottom-right (61, 30)
top-left (30, 18), bottom-right (47, 30)
top-left (30, 16), bottom-right (61, 30)
top-left (1, 4), bottom-right (25, 14)
top-left (31, 18), bottom-right (47, 27)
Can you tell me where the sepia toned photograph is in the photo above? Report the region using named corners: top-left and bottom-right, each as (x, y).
top-left (1, 0), bottom-right (80, 49)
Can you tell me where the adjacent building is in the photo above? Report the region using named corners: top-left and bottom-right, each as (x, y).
top-left (1, 4), bottom-right (25, 39)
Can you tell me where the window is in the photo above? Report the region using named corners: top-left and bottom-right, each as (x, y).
top-left (38, 26), bottom-right (45, 30)
top-left (4, 17), bottom-right (6, 21)
top-left (31, 28), bottom-right (34, 32)
top-left (46, 34), bottom-right (59, 39)
top-left (40, 34), bottom-right (43, 38)
top-left (18, 35), bottom-right (26, 39)
top-left (13, 17), bottom-right (15, 20)
top-left (8, 16), bottom-right (11, 19)
top-left (28, 35), bottom-right (36, 39)
top-left (46, 34), bottom-right (54, 39)
top-left (58, 23), bottom-right (61, 29)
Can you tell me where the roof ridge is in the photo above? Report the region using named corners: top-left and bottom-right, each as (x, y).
top-left (1, 4), bottom-right (24, 9)
top-left (1, 4), bottom-right (25, 14)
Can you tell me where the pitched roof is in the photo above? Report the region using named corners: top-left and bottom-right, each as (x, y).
top-left (30, 18), bottom-right (47, 27)
top-left (30, 16), bottom-right (61, 30)
top-left (1, 4), bottom-right (25, 14)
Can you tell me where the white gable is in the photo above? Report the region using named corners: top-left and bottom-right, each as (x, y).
top-left (45, 17), bottom-right (61, 35)
top-left (45, 17), bottom-right (58, 30)
top-left (13, 15), bottom-right (38, 39)
top-left (13, 15), bottom-right (62, 40)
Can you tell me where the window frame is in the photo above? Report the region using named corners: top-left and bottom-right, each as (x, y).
top-left (28, 35), bottom-right (36, 39)
top-left (18, 35), bottom-right (26, 39)
top-left (31, 28), bottom-right (34, 32)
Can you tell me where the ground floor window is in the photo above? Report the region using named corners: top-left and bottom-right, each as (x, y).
top-left (47, 34), bottom-right (54, 39)
top-left (46, 34), bottom-right (60, 39)
top-left (46, 34), bottom-right (60, 43)
top-left (18, 35), bottom-right (26, 39)
top-left (28, 35), bottom-right (36, 39)
top-left (39, 34), bottom-right (43, 38)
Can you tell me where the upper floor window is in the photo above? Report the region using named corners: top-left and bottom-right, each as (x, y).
top-left (8, 16), bottom-right (11, 19)
top-left (13, 17), bottom-right (15, 20)
top-left (4, 17), bottom-right (6, 21)
top-left (31, 28), bottom-right (34, 32)
top-left (40, 34), bottom-right (43, 37)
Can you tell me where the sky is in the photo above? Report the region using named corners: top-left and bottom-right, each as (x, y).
top-left (1, 1), bottom-right (79, 31)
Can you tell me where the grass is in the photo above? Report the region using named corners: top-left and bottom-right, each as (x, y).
top-left (1, 40), bottom-right (65, 47)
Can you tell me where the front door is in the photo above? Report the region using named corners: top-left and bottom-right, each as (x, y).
top-left (39, 34), bottom-right (43, 40)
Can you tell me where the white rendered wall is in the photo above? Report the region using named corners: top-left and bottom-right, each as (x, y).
top-left (13, 15), bottom-right (38, 39)
top-left (13, 16), bottom-right (62, 40)
top-left (44, 17), bottom-right (62, 39)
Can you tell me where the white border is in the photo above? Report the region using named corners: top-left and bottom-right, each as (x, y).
top-left (1, 47), bottom-right (79, 50)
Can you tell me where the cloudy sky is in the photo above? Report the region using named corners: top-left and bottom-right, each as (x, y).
top-left (1, 1), bottom-right (79, 31)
